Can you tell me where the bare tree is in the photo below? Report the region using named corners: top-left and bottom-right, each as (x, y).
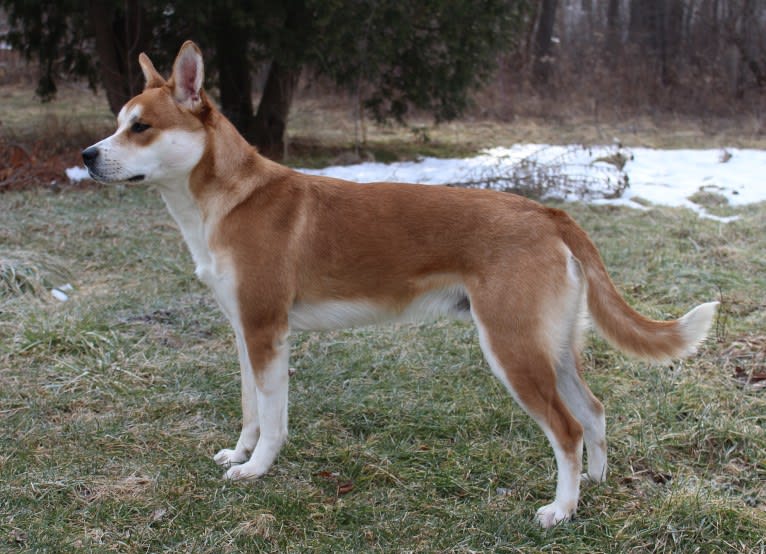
top-left (533, 0), bottom-right (559, 84)
top-left (605, 0), bottom-right (621, 62)
top-left (87, 0), bottom-right (150, 114)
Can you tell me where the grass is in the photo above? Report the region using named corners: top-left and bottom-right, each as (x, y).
top-left (1, 185), bottom-right (764, 553)
top-left (0, 86), bottom-right (115, 135)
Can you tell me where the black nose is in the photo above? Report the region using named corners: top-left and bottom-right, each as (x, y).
top-left (81, 146), bottom-right (99, 166)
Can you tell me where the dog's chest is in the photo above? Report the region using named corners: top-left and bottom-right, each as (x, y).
top-left (160, 187), bottom-right (210, 265)
top-left (159, 187), bottom-right (238, 311)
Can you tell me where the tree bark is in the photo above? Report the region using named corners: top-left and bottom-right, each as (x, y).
top-left (251, 61), bottom-right (301, 160)
top-left (629, 0), bottom-right (663, 54)
top-left (88, 0), bottom-right (149, 114)
top-left (605, 0), bottom-right (621, 64)
top-left (628, 0), bottom-right (646, 47)
top-left (213, 10), bottom-right (255, 137)
top-left (733, 0), bottom-right (766, 96)
top-left (532, 0), bottom-right (558, 84)
top-left (661, 0), bottom-right (684, 85)
top-left (249, 2), bottom-right (311, 160)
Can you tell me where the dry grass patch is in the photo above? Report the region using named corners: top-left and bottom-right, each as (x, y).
top-left (721, 335), bottom-right (766, 391)
top-left (0, 250), bottom-right (71, 299)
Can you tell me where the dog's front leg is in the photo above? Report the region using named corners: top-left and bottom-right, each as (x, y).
top-left (224, 329), bottom-right (289, 480)
top-left (214, 329), bottom-right (260, 466)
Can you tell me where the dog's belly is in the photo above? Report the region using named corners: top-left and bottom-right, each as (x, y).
top-left (289, 286), bottom-right (472, 331)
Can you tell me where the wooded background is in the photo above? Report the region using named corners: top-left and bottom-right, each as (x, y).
top-left (522, 0), bottom-right (766, 113)
top-left (1, 1), bottom-right (764, 159)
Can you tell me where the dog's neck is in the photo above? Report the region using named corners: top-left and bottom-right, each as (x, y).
top-left (156, 103), bottom-right (289, 276)
top-left (188, 107), bottom-right (286, 217)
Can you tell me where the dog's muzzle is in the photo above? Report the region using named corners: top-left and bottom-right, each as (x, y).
top-left (80, 146), bottom-right (145, 183)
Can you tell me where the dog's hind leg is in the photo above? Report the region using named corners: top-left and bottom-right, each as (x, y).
top-left (553, 249), bottom-right (608, 483)
top-left (555, 348), bottom-right (607, 483)
top-left (471, 298), bottom-right (584, 528)
top-left (469, 246), bottom-right (592, 527)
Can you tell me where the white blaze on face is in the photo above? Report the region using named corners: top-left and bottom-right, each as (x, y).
top-left (86, 103), bottom-right (206, 185)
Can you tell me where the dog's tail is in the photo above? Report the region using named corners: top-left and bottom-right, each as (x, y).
top-left (552, 208), bottom-right (717, 361)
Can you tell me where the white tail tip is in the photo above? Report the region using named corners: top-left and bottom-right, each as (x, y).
top-left (679, 301), bottom-right (719, 356)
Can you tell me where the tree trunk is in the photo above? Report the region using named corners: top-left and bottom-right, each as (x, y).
top-left (251, 61), bottom-right (301, 160)
top-left (605, 0), bottom-right (621, 64)
top-left (213, 10), bottom-right (254, 136)
top-left (533, 0), bottom-right (558, 84)
top-left (249, 3), bottom-right (311, 160)
top-left (628, 0), bottom-right (645, 47)
top-left (88, 0), bottom-right (149, 114)
top-left (629, 0), bottom-right (663, 53)
top-left (733, 0), bottom-right (766, 96)
top-left (661, 0), bottom-right (684, 85)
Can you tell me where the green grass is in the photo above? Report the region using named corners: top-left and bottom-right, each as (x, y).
top-left (1, 187), bottom-right (765, 552)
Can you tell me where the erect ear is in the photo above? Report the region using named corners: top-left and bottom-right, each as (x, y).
top-left (170, 41), bottom-right (204, 111)
top-left (138, 53), bottom-right (165, 89)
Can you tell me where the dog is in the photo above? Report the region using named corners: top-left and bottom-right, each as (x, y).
top-left (82, 41), bottom-right (717, 528)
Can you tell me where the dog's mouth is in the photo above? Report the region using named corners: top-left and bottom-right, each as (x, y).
top-left (86, 167), bottom-right (106, 183)
top-left (86, 169), bottom-right (145, 184)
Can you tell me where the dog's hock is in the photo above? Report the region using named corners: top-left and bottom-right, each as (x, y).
top-left (171, 41), bottom-right (204, 110)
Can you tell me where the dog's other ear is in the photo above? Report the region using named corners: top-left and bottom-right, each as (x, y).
top-left (138, 53), bottom-right (165, 89)
top-left (170, 41), bottom-right (204, 111)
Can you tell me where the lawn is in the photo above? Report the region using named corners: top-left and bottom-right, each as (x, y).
top-left (1, 182), bottom-right (764, 552)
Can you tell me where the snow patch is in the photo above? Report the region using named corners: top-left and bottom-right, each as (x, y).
top-left (66, 166), bottom-right (91, 182)
top-left (303, 145), bottom-right (765, 220)
top-left (51, 283), bottom-right (74, 302)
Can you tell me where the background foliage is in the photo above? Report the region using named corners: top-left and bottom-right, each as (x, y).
top-left (1, 0), bottom-right (530, 157)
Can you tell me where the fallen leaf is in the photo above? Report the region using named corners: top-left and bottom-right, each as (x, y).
top-left (337, 481), bottom-right (354, 495)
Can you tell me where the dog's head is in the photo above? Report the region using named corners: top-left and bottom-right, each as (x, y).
top-left (82, 41), bottom-right (209, 186)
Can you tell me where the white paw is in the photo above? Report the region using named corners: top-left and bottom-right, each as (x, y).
top-left (225, 461), bottom-right (267, 481)
top-left (213, 448), bottom-right (249, 467)
top-left (536, 502), bottom-right (574, 528)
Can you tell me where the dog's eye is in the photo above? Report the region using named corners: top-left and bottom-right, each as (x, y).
top-left (131, 122), bottom-right (151, 133)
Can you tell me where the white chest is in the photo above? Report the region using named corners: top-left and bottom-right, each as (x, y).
top-left (159, 186), bottom-right (239, 318)
top-left (159, 187), bottom-right (210, 269)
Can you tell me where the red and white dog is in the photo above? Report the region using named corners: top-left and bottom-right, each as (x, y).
top-left (82, 42), bottom-right (717, 527)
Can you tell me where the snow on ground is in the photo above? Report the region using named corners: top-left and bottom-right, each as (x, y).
top-left (301, 145), bottom-right (766, 222)
top-left (65, 166), bottom-right (91, 182)
top-left (66, 145), bottom-right (766, 222)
